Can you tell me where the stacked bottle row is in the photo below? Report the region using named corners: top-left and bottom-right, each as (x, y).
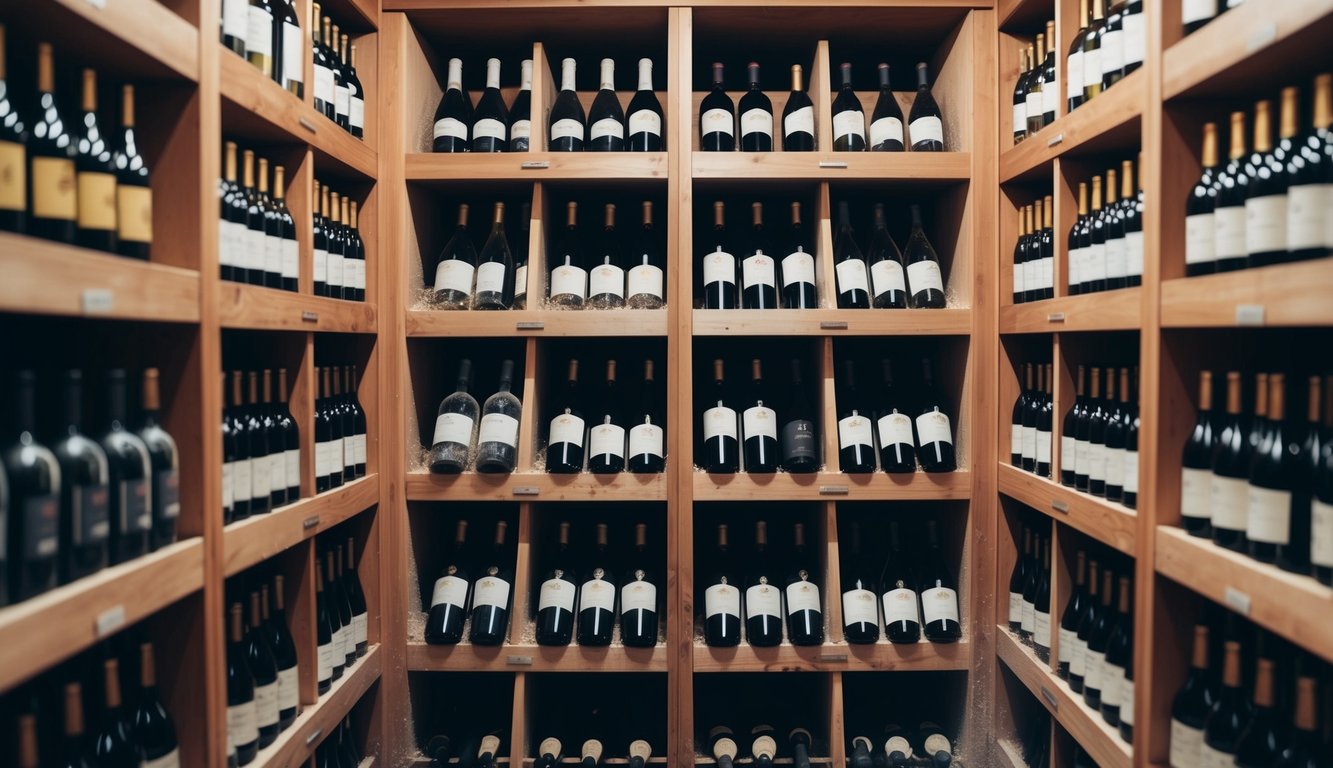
top-left (1010, 362), bottom-right (1055, 479)
top-left (219, 0), bottom-right (304, 100)
top-left (1067, 159), bottom-right (1144, 294)
top-left (218, 142), bottom-right (299, 292)
top-left (846, 722), bottom-right (959, 767)
top-left (542, 357), bottom-right (665, 475)
top-left (1065, 0), bottom-right (1145, 114)
top-left (2, 367), bottom-right (179, 607)
top-left (1011, 22), bottom-right (1058, 144)
top-left (1179, 370), bottom-right (1332, 585)
top-left (833, 358), bottom-right (957, 475)
top-left (313, 717), bottom-right (365, 768)
top-left (432, 58), bottom-right (534, 153)
top-left (0, 35), bottom-right (153, 258)
top-left (1060, 365), bottom-right (1141, 510)
top-left (312, 178), bottom-right (368, 302)
top-left (1012, 196), bottom-right (1055, 303)
top-left (313, 538), bottom-right (371, 691)
top-left (1183, 75), bottom-right (1333, 278)
top-left (314, 366), bottom-right (368, 492)
top-left (308, 3), bottom-right (366, 139)
top-left (221, 368), bottom-right (299, 524)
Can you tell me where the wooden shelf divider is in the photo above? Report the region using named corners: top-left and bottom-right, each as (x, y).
top-left (223, 475), bottom-right (380, 577)
top-left (219, 283), bottom-right (379, 333)
top-left (997, 464), bottom-right (1138, 557)
top-left (406, 642), bottom-right (670, 672)
top-left (999, 289), bottom-right (1142, 335)
top-left (251, 645), bottom-right (383, 768)
top-left (1160, 260), bottom-right (1333, 328)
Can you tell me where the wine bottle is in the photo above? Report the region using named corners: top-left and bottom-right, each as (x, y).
top-left (475, 202), bottom-right (513, 310)
top-left (534, 737), bottom-right (562, 768)
top-left (513, 202), bottom-right (531, 308)
top-left (1061, 366), bottom-right (1084, 487)
top-left (1123, 367), bottom-right (1141, 509)
top-left (1014, 205), bottom-right (1031, 303)
top-left (1069, 558), bottom-right (1098, 693)
top-left (222, 0), bottom-right (248, 55)
top-left (311, 11), bottom-right (334, 119)
top-left (701, 62), bottom-right (736, 151)
top-left (1182, 0), bottom-right (1219, 34)
top-left (1286, 74), bottom-right (1332, 263)
top-left (842, 521), bottom-right (880, 644)
top-left (1017, 363), bottom-right (1037, 471)
top-left (1025, 40), bottom-right (1043, 137)
top-left (916, 359), bottom-right (956, 472)
top-left (839, 360), bottom-right (877, 474)
top-left (100, 369), bottom-right (153, 564)
top-left (741, 202), bottom-right (778, 309)
top-left (588, 203), bottom-right (625, 309)
top-left (742, 359), bottom-right (778, 473)
top-left (313, 368), bottom-right (336, 493)
top-left (315, 560), bottom-right (334, 693)
top-left (1088, 367), bottom-right (1115, 496)
top-left (29, 43), bottom-right (77, 244)
top-left (1082, 0), bottom-right (1107, 104)
top-left (577, 523), bottom-right (616, 646)
top-left (308, 179), bottom-right (326, 295)
top-left (1101, 0), bottom-right (1126, 89)
top-left (73, 68), bottom-right (119, 253)
top-left (1066, 0), bottom-right (1090, 111)
top-left (1100, 576), bottom-right (1133, 727)
top-left (549, 58), bottom-right (586, 152)
top-left (1104, 169), bottom-right (1128, 290)
top-left (1040, 197), bottom-right (1057, 300)
top-left (1248, 372), bottom-right (1298, 564)
top-left (239, 150), bottom-right (267, 286)
top-left (883, 725), bottom-right (914, 767)
top-left (59, 681), bottom-right (92, 767)
top-left (276, 0), bottom-right (303, 98)
top-left (432, 58), bottom-right (471, 153)
top-left (425, 520), bottom-right (470, 645)
top-left (534, 520), bottom-right (576, 647)
top-left (869, 63), bottom-right (906, 152)
top-left (832, 62), bottom-right (866, 152)
top-left (589, 360), bottom-right (626, 474)
top-left (1033, 538), bottom-right (1052, 662)
top-left (750, 726), bottom-right (777, 768)
top-left (1121, 161), bottom-right (1143, 287)
top-left (881, 521), bottom-right (921, 644)
top-left (785, 523), bottom-right (823, 646)
top-left (1086, 175), bottom-right (1108, 293)
top-left (849, 735), bottom-right (874, 768)
top-left (245, 0), bottom-right (275, 78)
top-left (344, 539), bottom-right (368, 656)
top-left (1105, 368), bottom-right (1131, 501)
top-left (476, 732), bottom-right (503, 768)
top-left (1068, 182), bottom-right (1087, 293)
top-left (588, 59), bottom-right (626, 152)
top-left (904, 205), bottom-right (946, 308)
top-left (1038, 364), bottom-right (1055, 478)
top-left (744, 520), bottom-right (782, 647)
top-left (782, 202), bottom-right (818, 309)
top-left (628, 359), bottom-right (665, 473)
top-left (93, 658), bottom-right (143, 766)
top-left (1246, 97), bottom-right (1290, 267)
top-left (333, 549), bottom-right (357, 668)
top-left (782, 65), bottom-right (815, 152)
top-left (1169, 624), bottom-right (1216, 768)
top-left (468, 520), bottom-right (512, 645)
top-left (1058, 550), bottom-right (1088, 680)
top-left (323, 551), bottom-right (347, 679)
top-left (627, 201), bottom-right (665, 309)
top-left (868, 204), bottom-right (908, 309)
top-left (1201, 641), bottom-right (1252, 764)
top-left (1013, 45), bottom-right (1030, 145)
top-left (1212, 371), bottom-right (1253, 551)
top-left (1042, 21), bottom-right (1059, 125)
top-left (550, 201), bottom-right (588, 308)
top-left (266, 577), bottom-right (299, 728)
top-left (783, 359), bottom-right (819, 473)
top-left (135, 367), bottom-right (180, 549)
top-left (471, 58), bottom-right (509, 153)
top-left (0, 26), bottom-right (25, 236)
top-left (876, 359), bottom-right (917, 473)
top-left (221, 372), bottom-right (244, 522)
top-left (1317, 374), bottom-right (1333, 587)
top-left (627, 59), bottom-right (663, 151)
top-left (1073, 366), bottom-right (1100, 492)
top-left (620, 523), bottom-right (658, 647)
top-left (1214, 111), bottom-right (1251, 273)
top-left (702, 201), bottom-right (737, 309)
top-left (108, 84), bottom-right (153, 260)
top-left (270, 165), bottom-right (298, 292)
top-left (430, 359), bottom-right (479, 474)
top-left (52, 370), bottom-right (110, 584)
top-left (547, 358), bottom-right (586, 474)
top-left (1008, 527), bottom-right (1031, 632)
top-left (908, 63), bottom-right (944, 151)
top-left (736, 62), bottom-right (773, 152)
top-left (246, 592), bottom-right (280, 747)
top-left (1277, 675), bottom-right (1323, 767)
top-left (703, 524), bottom-right (741, 647)
top-left (702, 359), bottom-right (740, 473)
top-left (244, 372), bottom-right (272, 515)
top-left (834, 201), bottom-right (870, 308)
top-left (343, 368), bottom-right (366, 480)
top-left (226, 604), bottom-right (259, 765)
top-left (920, 520), bottom-right (960, 642)
top-left (710, 727), bottom-right (739, 768)
top-left (476, 360), bottom-right (521, 474)
top-left (432, 203), bottom-right (476, 308)
top-left (323, 187), bottom-right (344, 299)
top-left (1082, 566), bottom-right (1115, 710)
top-left (1019, 532), bottom-right (1039, 644)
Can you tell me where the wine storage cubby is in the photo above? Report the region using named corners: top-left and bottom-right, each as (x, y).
top-left (691, 674), bottom-right (836, 768)
top-left (521, 673), bottom-right (669, 765)
top-left (841, 670), bottom-right (970, 763)
top-left (408, 670), bottom-right (516, 766)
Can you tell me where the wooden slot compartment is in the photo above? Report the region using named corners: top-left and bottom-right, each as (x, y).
top-left (841, 670), bottom-right (970, 764)
top-left (315, 332), bottom-right (380, 479)
top-left (521, 673), bottom-right (669, 765)
top-left (998, 179), bottom-right (1058, 328)
top-left (406, 671), bottom-right (516, 764)
top-left (691, 673), bottom-right (839, 767)
top-left (993, 663), bottom-right (1055, 768)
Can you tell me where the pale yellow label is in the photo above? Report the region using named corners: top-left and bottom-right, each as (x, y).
top-left (117, 185), bottom-right (153, 244)
top-left (77, 171), bottom-right (117, 231)
top-left (0, 141), bottom-right (25, 212)
top-left (32, 156), bottom-right (76, 220)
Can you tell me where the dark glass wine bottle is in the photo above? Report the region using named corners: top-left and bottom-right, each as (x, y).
top-left (577, 523), bottom-right (617, 646)
top-left (702, 201), bottom-right (737, 309)
top-left (832, 63), bottom-right (866, 152)
top-left (29, 44), bottom-right (76, 244)
top-left (225, 603), bottom-right (259, 765)
top-left (702, 359), bottom-right (739, 473)
top-left (1016, 363), bottom-right (1037, 471)
top-left (700, 62), bottom-right (735, 152)
top-left (782, 65), bottom-right (815, 152)
top-left (425, 520), bottom-right (470, 645)
top-left (1248, 373), bottom-right (1298, 564)
top-left (869, 63), bottom-right (905, 152)
top-left (783, 359), bottom-right (819, 473)
top-left (1169, 624), bottom-right (1217, 766)
top-left (742, 359), bottom-right (778, 473)
top-left (536, 520), bottom-right (576, 646)
top-left (1100, 576), bottom-right (1133, 727)
top-left (94, 658), bottom-right (142, 767)
top-left (1276, 675), bottom-right (1323, 768)
top-left (588, 203), bottom-right (625, 309)
top-left (620, 523), bottom-right (658, 647)
top-left (468, 520), bottom-right (512, 646)
top-left (1069, 558), bottom-right (1099, 693)
top-left (549, 58), bottom-right (586, 152)
top-left (246, 592), bottom-right (280, 747)
top-left (471, 58), bottom-right (509, 153)
top-left (1246, 96), bottom-right (1290, 268)
top-left (432, 58), bottom-right (471, 153)
top-left (738, 62), bottom-right (772, 152)
top-left (1211, 371), bottom-right (1253, 552)
top-left (100, 370), bottom-right (153, 564)
top-left (588, 360), bottom-right (626, 474)
top-left (74, 68), bottom-right (118, 253)
top-left (314, 561), bottom-right (334, 693)
top-left (833, 201), bottom-right (870, 309)
top-left (323, 551), bottom-right (346, 680)
top-left (916, 359), bottom-right (956, 472)
top-left (1057, 550), bottom-right (1088, 680)
top-left (244, 371), bottom-right (272, 514)
top-left (550, 202), bottom-right (587, 308)
top-left (344, 538), bottom-right (368, 656)
top-left (1038, 364), bottom-right (1055, 478)
top-left (841, 521), bottom-right (879, 644)
top-left (781, 202), bottom-right (817, 309)
top-left (907, 63), bottom-right (944, 152)
top-left (547, 358), bottom-right (586, 474)
top-left (1286, 75), bottom-right (1332, 264)
top-left (710, 727), bottom-right (739, 768)
top-left (627, 201), bottom-right (665, 309)
top-left (785, 522), bottom-right (823, 646)
top-left (904, 205), bottom-right (946, 308)
top-left (703, 524), bottom-right (741, 647)
top-left (1081, 566), bottom-right (1115, 710)
top-left (429, 359), bottom-right (478, 474)
top-left (113, 85), bottom-right (152, 260)
top-left (588, 59), bottom-right (625, 152)
top-left (138, 368), bottom-right (180, 550)
top-left (61, 681), bottom-right (92, 768)
top-left (1182, 370), bottom-right (1217, 536)
top-left (875, 359), bottom-right (917, 474)
top-left (838, 360), bottom-right (876, 474)
top-left (881, 521), bottom-right (920, 644)
top-left (628, 359), bottom-right (665, 473)
top-left (869, 204), bottom-right (908, 309)
top-left (0, 24), bottom-right (27, 235)
top-left (473, 202), bottom-right (514, 310)
top-left (1214, 111), bottom-right (1251, 273)
top-left (1013, 46), bottom-right (1030, 145)
top-left (1032, 538), bottom-right (1053, 662)
top-left (1019, 532), bottom-right (1040, 644)
top-left (1201, 641), bottom-right (1252, 764)
top-left (52, 370), bottom-right (109, 584)
top-left (744, 520), bottom-right (782, 647)
top-left (1186, 122), bottom-right (1221, 276)
top-left (509, 59), bottom-right (532, 152)
top-left (1008, 527), bottom-right (1031, 633)
top-left (627, 58), bottom-right (663, 151)
top-left (741, 202), bottom-right (778, 309)
top-left (1316, 373), bottom-right (1333, 587)
top-left (266, 578), bottom-right (299, 728)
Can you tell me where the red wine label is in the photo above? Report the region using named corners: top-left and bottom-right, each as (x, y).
top-left (1287, 184), bottom-right (1330, 250)
top-left (0, 141), bottom-right (26, 212)
top-left (1084, 649), bottom-right (1106, 690)
top-left (157, 469), bottom-right (181, 520)
top-left (1199, 744), bottom-right (1235, 768)
top-left (122, 478), bottom-right (152, 533)
top-left (32, 156), bottom-right (76, 220)
top-left (281, 234), bottom-right (302, 281)
top-left (1070, 635), bottom-right (1088, 676)
top-left (1313, 499), bottom-right (1333, 568)
top-left (77, 171), bottom-right (117, 231)
top-left (1213, 206), bottom-right (1246, 260)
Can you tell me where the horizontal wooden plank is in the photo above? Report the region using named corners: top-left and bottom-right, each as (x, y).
top-left (692, 308), bottom-right (972, 336)
top-left (252, 646), bottom-right (382, 768)
top-left (406, 641), bottom-right (669, 672)
top-left (405, 471), bottom-right (669, 502)
top-left (996, 629), bottom-right (1133, 768)
top-left (1160, 260), bottom-right (1333, 328)
top-left (406, 308), bottom-right (668, 337)
top-left (998, 464), bottom-right (1138, 557)
top-left (994, 739), bottom-right (1028, 768)
top-left (405, 152), bottom-right (669, 183)
top-left (691, 152), bottom-right (972, 182)
top-left (224, 475), bottom-right (380, 577)
top-left (693, 470), bottom-right (971, 502)
top-left (320, 0), bottom-right (380, 32)
top-left (12, 0), bottom-right (199, 82)
top-left (1155, 527), bottom-right (1333, 663)
top-left (999, 289), bottom-right (1142, 334)
top-left (0, 538), bottom-right (204, 693)
top-left (0, 233), bottom-right (200, 323)
top-left (692, 638), bottom-right (971, 672)
top-left (219, 283), bottom-right (379, 333)
top-left (389, 0), bottom-right (984, 7)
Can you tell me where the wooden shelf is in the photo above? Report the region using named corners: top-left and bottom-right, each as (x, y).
top-left (406, 308), bottom-right (668, 338)
top-left (692, 308), bottom-right (971, 337)
top-left (1000, 69), bottom-right (1146, 185)
top-left (994, 740), bottom-right (1028, 768)
top-left (405, 471), bottom-right (669, 502)
top-left (220, 48), bottom-right (377, 180)
top-left (406, 641), bottom-right (668, 672)
top-left (1163, 0), bottom-right (1333, 101)
top-left (690, 152), bottom-right (971, 182)
top-left (219, 283), bottom-right (379, 333)
top-left (321, 0), bottom-right (380, 32)
top-left (995, 629), bottom-right (1132, 768)
top-left (998, 0), bottom-right (1052, 32)
top-left (405, 152), bottom-right (669, 183)
top-left (14, 0), bottom-right (199, 82)
top-left (693, 470), bottom-right (971, 502)
top-left (692, 639), bottom-right (971, 672)
top-left (252, 645), bottom-right (383, 768)
top-left (0, 538), bottom-right (204, 693)
top-left (223, 475), bottom-right (380, 577)
top-left (0, 233), bottom-right (200, 323)
top-left (1155, 526), bottom-right (1333, 663)
top-left (999, 289), bottom-right (1142, 334)
top-left (997, 464), bottom-right (1137, 557)
top-left (1160, 260), bottom-right (1333, 328)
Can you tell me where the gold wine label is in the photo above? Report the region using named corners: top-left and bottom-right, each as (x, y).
top-left (77, 171), bottom-right (117, 230)
top-left (116, 186), bottom-right (153, 243)
top-left (0, 141), bottom-right (25, 212)
top-left (31, 156), bottom-right (76, 220)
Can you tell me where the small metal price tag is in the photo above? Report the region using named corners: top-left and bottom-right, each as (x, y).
top-left (1224, 586), bottom-right (1252, 616)
top-left (96, 605), bottom-right (126, 638)
top-left (1051, 500), bottom-right (1070, 514)
top-left (306, 729), bottom-right (322, 746)
top-left (1047, 312), bottom-right (1066, 323)
top-left (819, 485), bottom-right (849, 495)
top-left (298, 117), bottom-right (318, 134)
top-left (506, 655), bottom-right (533, 666)
top-left (1040, 687), bottom-right (1059, 709)
top-left (819, 321), bottom-right (849, 330)
top-left (512, 486), bottom-right (540, 496)
top-left (1047, 133), bottom-right (1064, 148)
top-left (516, 321), bottom-right (545, 330)
top-left (81, 288), bottom-right (114, 315)
top-left (303, 515), bottom-right (321, 530)
top-left (1234, 304), bottom-right (1265, 326)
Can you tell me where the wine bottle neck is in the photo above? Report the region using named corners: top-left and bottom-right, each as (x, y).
top-left (486, 58), bottom-right (500, 90)
top-left (638, 59), bottom-right (653, 91)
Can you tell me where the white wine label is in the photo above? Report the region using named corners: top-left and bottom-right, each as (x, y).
top-left (629, 422), bottom-right (664, 459)
top-left (1101, 29), bottom-right (1125, 74)
top-left (1123, 12), bottom-right (1146, 64)
top-left (1011, 423), bottom-right (1025, 458)
top-left (472, 118), bottom-right (506, 141)
top-left (550, 264), bottom-right (588, 299)
top-left (254, 681), bottom-right (279, 728)
top-left (743, 406), bottom-right (778, 440)
top-left (784, 106), bottom-right (815, 138)
top-left (313, 247), bottom-right (328, 285)
top-left (1021, 598), bottom-right (1035, 634)
top-left (1101, 665), bottom-right (1123, 708)
top-left (475, 262), bottom-right (507, 295)
top-left (621, 580), bottom-right (657, 613)
top-left (330, 437), bottom-right (345, 474)
top-left (478, 413), bottom-right (519, 448)
top-left (702, 407), bottom-right (739, 444)
top-left (354, 612), bottom-right (367, 645)
top-left (1021, 425), bottom-right (1037, 463)
top-left (1124, 449), bottom-right (1140, 493)
top-left (706, 583), bottom-right (741, 618)
top-left (909, 116), bottom-right (944, 145)
top-left (1170, 720), bottom-right (1204, 768)
top-left (1125, 231), bottom-right (1144, 277)
top-left (549, 413), bottom-right (586, 448)
top-left (1067, 245), bottom-right (1083, 287)
top-left (746, 583), bottom-right (782, 618)
top-left (431, 575), bottom-right (469, 609)
top-left (1086, 242), bottom-right (1108, 282)
top-left (1058, 627), bottom-right (1078, 665)
top-left (226, 701), bottom-right (259, 749)
top-left (354, 434), bottom-right (367, 466)
top-left (514, 265), bottom-right (528, 297)
top-left (1105, 236), bottom-right (1128, 279)
top-left (907, 259), bottom-right (945, 294)
top-left (1017, 259), bottom-right (1030, 294)
top-left (1075, 438), bottom-right (1091, 476)
top-left (1084, 650), bottom-right (1105, 690)
top-left (510, 120), bottom-right (531, 142)
top-left (433, 117), bottom-right (468, 141)
top-left (589, 423), bottom-right (626, 458)
top-left (915, 410), bottom-right (953, 447)
top-left (882, 588), bottom-right (920, 625)
top-left (1082, 49), bottom-right (1103, 88)
top-left (1121, 678), bottom-right (1136, 725)
top-left (326, 251), bottom-right (345, 289)
top-left (1026, 92), bottom-right (1042, 125)
top-left (1181, 467), bottom-right (1212, 521)
top-left (1286, 184), bottom-right (1330, 250)
top-left (282, 23), bottom-right (304, 85)
top-left (590, 118), bottom-right (624, 141)
top-left (1087, 442), bottom-right (1107, 482)
top-left (1245, 194), bottom-right (1288, 254)
top-left (433, 259), bottom-right (474, 294)
top-left (251, 449), bottom-right (272, 498)
top-left (1070, 635), bottom-right (1087, 676)
top-left (1037, 430), bottom-right (1052, 465)
top-left (589, 263), bottom-right (626, 298)
top-left (836, 258), bottom-right (870, 294)
top-left (786, 581), bottom-right (821, 613)
top-left (1066, 52), bottom-right (1084, 101)
top-left (1246, 485), bottom-right (1292, 544)
top-left (1313, 499), bottom-right (1333, 567)
top-left (704, 250), bottom-right (736, 285)
top-left (1033, 611), bottom-right (1051, 649)
top-left (1199, 744), bottom-right (1237, 768)
top-left (1211, 474), bottom-right (1249, 531)
top-left (245, 8), bottom-right (273, 56)
top-left (539, 578), bottom-right (576, 612)
top-left (581, 578), bottom-right (616, 612)
top-left (870, 116), bottom-right (904, 147)
top-left (232, 459), bottom-right (252, 510)
top-left (472, 576), bottom-right (511, 609)
top-left (277, 666), bottom-right (298, 713)
top-left (843, 588), bottom-right (878, 626)
top-left (432, 412), bottom-right (474, 447)
top-left (1106, 447), bottom-right (1125, 488)
top-left (627, 264), bottom-right (664, 299)
top-left (833, 109), bottom-right (865, 141)
top-left (314, 440), bottom-right (332, 479)
top-left (315, 65), bottom-right (335, 107)
top-left (1013, 104), bottom-right (1026, 134)
top-left (143, 749), bottom-right (181, 768)
top-left (1043, 77), bottom-right (1060, 116)
top-left (222, 0), bottom-right (248, 38)
top-left (281, 237), bottom-right (299, 280)
top-left (877, 412), bottom-right (915, 448)
top-left (628, 110), bottom-right (662, 137)
top-left (920, 587), bottom-right (959, 624)
top-left (1008, 592), bottom-right (1024, 625)
top-left (1213, 206), bottom-right (1246, 259)
top-left (871, 259), bottom-right (907, 297)
top-left (1182, 0), bottom-right (1218, 23)
top-left (317, 640), bottom-right (333, 683)
top-left (839, 415), bottom-right (874, 450)
top-left (549, 118), bottom-right (584, 142)
top-left (1061, 435), bottom-right (1076, 474)
top-left (703, 108), bottom-right (736, 137)
top-left (222, 462), bottom-right (234, 510)
top-left (742, 254), bottom-right (776, 289)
